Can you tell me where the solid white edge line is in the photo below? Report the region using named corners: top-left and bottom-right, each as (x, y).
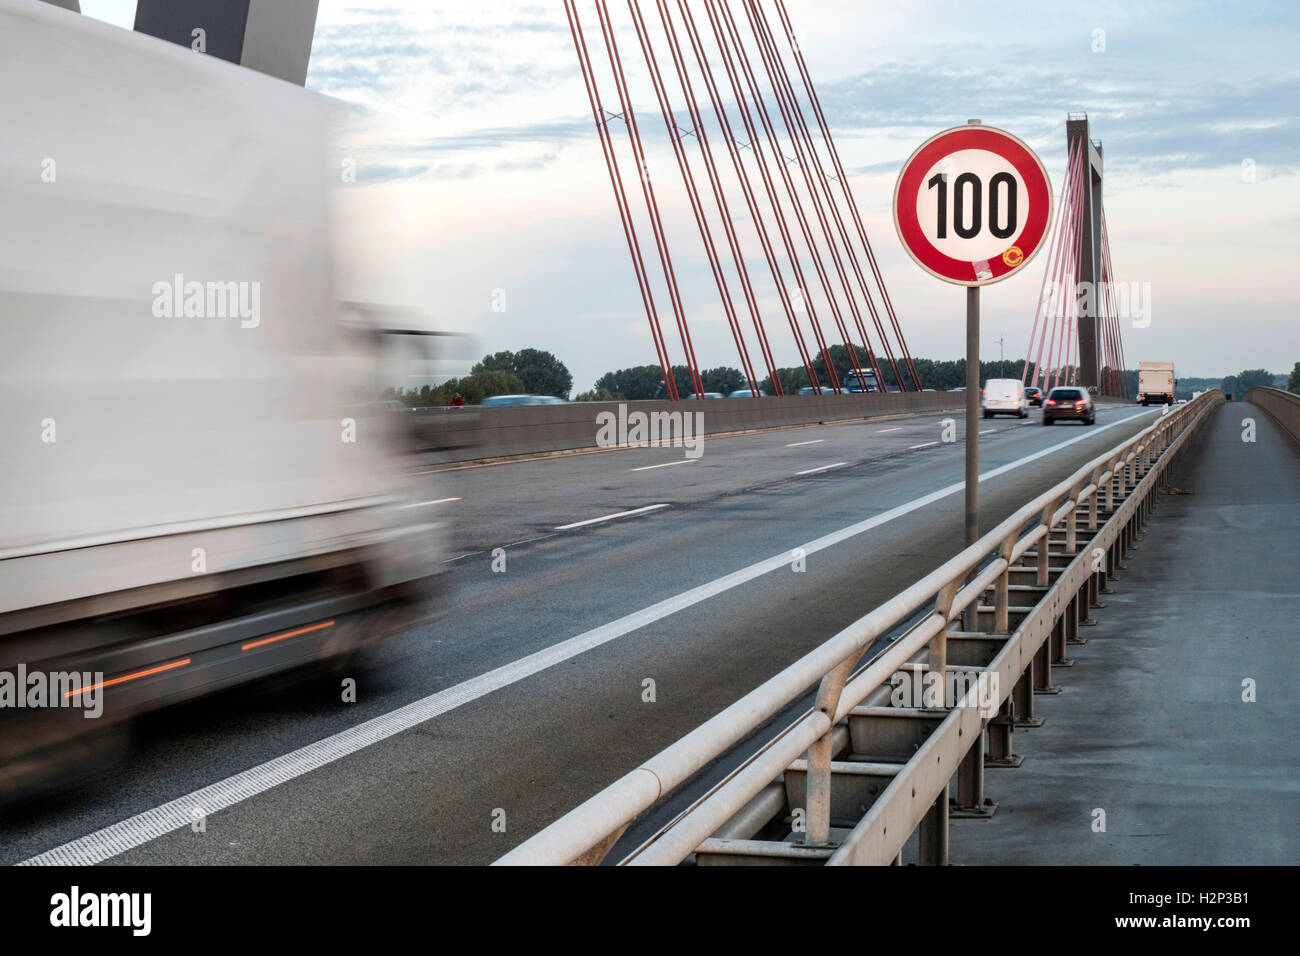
top-left (400, 497), bottom-right (462, 508)
top-left (876, 427), bottom-right (902, 433)
top-left (795, 462), bottom-right (847, 476)
top-left (554, 503), bottom-right (670, 530)
top-left (786, 439), bottom-right (825, 447)
top-left (909, 441), bottom-right (939, 449)
top-left (630, 460), bottom-right (695, 472)
top-left (19, 409), bottom-right (1157, 866)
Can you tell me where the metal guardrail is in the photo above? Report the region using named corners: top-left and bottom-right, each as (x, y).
top-left (496, 390), bottom-right (1225, 866)
top-left (1244, 387), bottom-right (1300, 445)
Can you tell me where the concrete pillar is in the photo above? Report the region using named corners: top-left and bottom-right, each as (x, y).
top-left (1067, 114), bottom-right (1105, 391)
top-left (134, 0), bottom-right (319, 86)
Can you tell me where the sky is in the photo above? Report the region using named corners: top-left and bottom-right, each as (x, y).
top-left (80, 0), bottom-right (1300, 389)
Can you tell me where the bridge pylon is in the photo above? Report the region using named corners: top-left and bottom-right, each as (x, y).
top-left (1067, 113), bottom-right (1104, 391)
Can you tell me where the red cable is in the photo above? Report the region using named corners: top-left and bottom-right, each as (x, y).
top-left (595, 0), bottom-right (705, 399)
top-left (626, 0), bottom-right (760, 396)
top-left (653, 0), bottom-right (781, 394)
top-left (1023, 137), bottom-right (1079, 388)
top-left (710, 0), bottom-right (842, 391)
top-left (564, 1), bottom-right (677, 399)
top-left (744, 0), bottom-right (885, 390)
top-left (702, 0), bottom-right (836, 390)
top-left (773, 0), bottom-right (920, 390)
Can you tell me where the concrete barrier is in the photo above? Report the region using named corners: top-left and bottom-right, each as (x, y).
top-left (1245, 387), bottom-right (1300, 445)
top-left (412, 392), bottom-right (965, 464)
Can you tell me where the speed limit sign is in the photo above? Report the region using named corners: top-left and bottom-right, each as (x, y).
top-left (893, 124), bottom-right (1053, 286)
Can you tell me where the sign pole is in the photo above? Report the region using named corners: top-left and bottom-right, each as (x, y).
top-left (963, 284), bottom-right (980, 631)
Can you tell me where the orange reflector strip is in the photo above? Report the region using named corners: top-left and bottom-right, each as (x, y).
top-left (241, 620), bottom-right (335, 652)
top-left (65, 658), bottom-right (192, 698)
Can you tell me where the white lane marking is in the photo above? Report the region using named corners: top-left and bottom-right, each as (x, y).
top-left (876, 427), bottom-right (902, 434)
top-left (22, 409), bottom-right (1156, 866)
top-left (795, 462), bottom-right (847, 476)
top-left (979, 429), bottom-right (997, 435)
top-left (631, 460), bottom-right (695, 472)
top-left (786, 439), bottom-right (825, 447)
top-left (400, 497), bottom-right (461, 508)
top-left (554, 504), bottom-right (669, 530)
top-left (909, 441), bottom-right (939, 450)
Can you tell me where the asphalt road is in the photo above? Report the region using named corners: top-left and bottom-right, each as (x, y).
top-left (5, 400), bottom-right (1168, 865)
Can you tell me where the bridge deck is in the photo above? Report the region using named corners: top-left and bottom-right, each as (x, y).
top-left (950, 400), bottom-right (1300, 864)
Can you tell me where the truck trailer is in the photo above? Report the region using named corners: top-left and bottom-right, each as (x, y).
top-left (0, 1), bottom-right (445, 794)
top-left (1136, 361), bottom-right (1177, 406)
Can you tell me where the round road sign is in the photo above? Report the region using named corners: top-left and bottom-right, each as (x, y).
top-left (893, 124), bottom-right (1053, 287)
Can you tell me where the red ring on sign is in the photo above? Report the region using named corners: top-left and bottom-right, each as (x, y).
top-left (893, 126), bottom-right (1052, 286)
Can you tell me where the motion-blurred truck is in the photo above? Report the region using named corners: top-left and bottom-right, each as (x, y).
top-left (0, 2), bottom-right (444, 793)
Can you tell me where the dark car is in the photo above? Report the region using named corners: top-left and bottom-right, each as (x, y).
top-left (1042, 386), bottom-right (1095, 425)
top-left (1024, 385), bottom-right (1043, 407)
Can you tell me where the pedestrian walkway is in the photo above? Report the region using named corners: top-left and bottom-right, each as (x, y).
top-left (949, 401), bottom-right (1300, 864)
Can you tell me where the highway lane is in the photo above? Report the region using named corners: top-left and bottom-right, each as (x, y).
top-left (4, 401), bottom-right (1162, 865)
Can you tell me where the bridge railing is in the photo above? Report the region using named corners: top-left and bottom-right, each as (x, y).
top-left (1244, 387), bottom-right (1300, 444)
top-left (495, 391), bottom-right (1224, 866)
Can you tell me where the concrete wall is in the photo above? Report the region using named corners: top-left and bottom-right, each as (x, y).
top-left (413, 391), bottom-right (963, 464)
top-left (1245, 388), bottom-right (1300, 444)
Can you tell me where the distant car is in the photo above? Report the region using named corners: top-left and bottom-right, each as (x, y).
top-left (480, 394), bottom-right (566, 407)
top-left (885, 384), bottom-right (901, 393)
top-left (982, 378), bottom-right (1029, 418)
top-left (682, 392), bottom-right (725, 400)
top-left (1024, 385), bottom-right (1043, 406)
top-left (798, 386), bottom-right (832, 395)
top-left (727, 388), bottom-right (768, 398)
top-left (1042, 386), bottom-right (1095, 425)
top-left (950, 387), bottom-right (966, 392)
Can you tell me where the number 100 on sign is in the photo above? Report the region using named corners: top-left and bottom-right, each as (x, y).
top-left (893, 125), bottom-right (1053, 287)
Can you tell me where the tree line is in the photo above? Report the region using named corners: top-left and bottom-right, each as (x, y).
top-left (383, 348), bottom-right (573, 406)
top-left (382, 347), bottom-right (1299, 406)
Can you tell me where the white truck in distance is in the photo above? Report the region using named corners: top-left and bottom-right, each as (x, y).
top-left (1137, 361), bottom-right (1177, 406)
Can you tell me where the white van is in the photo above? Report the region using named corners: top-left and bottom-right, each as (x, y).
top-left (981, 379), bottom-right (1029, 418)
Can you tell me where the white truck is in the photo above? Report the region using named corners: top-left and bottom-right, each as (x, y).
top-left (1136, 361), bottom-right (1177, 406)
top-left (0, 2), bottom-right (444, 792)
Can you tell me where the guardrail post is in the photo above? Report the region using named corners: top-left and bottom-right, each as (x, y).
top-left (994, 536), bottom-right (1015, 633)
top-left (1035, 497), bottom-right (1062, 586)
top-left (953, 726), bottom-right (996, 818)
top-left (1033, 639), bottom-right (1058, 695)
top-left (1079, 574), bottom-right (1098, 629)
top-left (1088, 465), bottom-right (1103, 531)
top-left (918, 786), bottom-right (949, 866)
top-left (1065, 478), bottom-right (1087, 554)
top-left (986, 697), bottom-right (1021, 768)
top-left (806, 659), bottom-right (856, 846)
top-left (1051, 613), bottom-right (1073, 666)
top-left (1013, 661), bottom-right (1041, 726)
